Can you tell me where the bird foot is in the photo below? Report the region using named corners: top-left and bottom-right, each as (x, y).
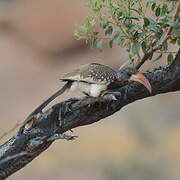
top-left (27, 136), bottom-right (47, 151)
top-left (47, 133), bottom-right (78, 141)
top-left (101, 90), bottom-right (121, 100)
top-left (58, 100), bottom-right (74, 127)
top-left (105, 94), bottom-right (117, 100)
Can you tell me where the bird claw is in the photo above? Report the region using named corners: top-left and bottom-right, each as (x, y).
top-left (27, 136), bottom-right (47, 151)
top-left (58, 100), bottom-right (73, 127)
top-left (101, 90), bottom-right (121, 100)
top-left (47, 133), bottom-right (78, 141)
top-left (104, 94), bottom-right (117, 100)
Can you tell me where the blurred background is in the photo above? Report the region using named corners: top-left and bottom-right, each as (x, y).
top-left (0, 0), bottom-right (180, 179)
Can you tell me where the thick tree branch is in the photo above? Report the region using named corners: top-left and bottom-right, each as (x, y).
top-left (0, 49), bottom-right (180, 179)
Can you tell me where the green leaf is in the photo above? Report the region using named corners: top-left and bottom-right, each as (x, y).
top-left (144, 17), bottom-right (150, 26)
top-left (149, 25), bottom-right (159, 33)
top-left (138, 32), bottom-right (149, 38)
top-left (133, 31), bottom-right (139, 38)
top-left (141, 41), bottom-right (147, 53)
top-left (147, 17), bottom-right (156, 25)
top-left (113, 31), bottom-right (121, 42)
top-left (89, 38), bottom-right (96, 49)
top-left (167, 21), bottom-right (180, 28)
top-left (144, 17), bottom-right (156, 27)
top-left (152, 53), bottom-right (162, 62)
top-left (105, 26), bottom-right (113, 35)
top-left (86, 39), bottom-right (97, 48)
top-left (128, 52), bottom-right (133, 60)
top-left (109, 40), bottom-right (113, 48)
top-left (167, 53), bottom-right (174, 65)
top-left (95, 40), bottom-right (103, 51)
top-left (170, 38), bottom-right (177, 44)
top-left (147, 0), bottom-right (157, 3)
top-left (161, 4), bottom-right (168, 15)
top-left (126, 15), bottom-right (140, 20)
top-left (90, 1), bottom-right (102, 12)
top-left (118, 38), bottom-right (125, 48)
top-left (159, 31), bottom-right (166, 41)
top-left (129, 24), bottom-right (142, 32)
top-left (79, 25), bottom-right (88, 32)
top-left (172, 28), bottom-right (180, 37)
top-left (155, 7), bottom-right (161, 16)
top-left (123, 19), bottom-right (133, 28)
top-left (130, 8), bottom-right (142, 15)
top-left (132, 42), bottom-right (141, 55)
top-left (151, 3), bottom-right (156, 11)
top-left (100, 21), bottom-right (109, 29)
top-left (178, 38), bottom-right (180, 46)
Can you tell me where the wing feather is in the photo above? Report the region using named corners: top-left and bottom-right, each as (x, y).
top-left (60, 63), bottom-right (117, 85)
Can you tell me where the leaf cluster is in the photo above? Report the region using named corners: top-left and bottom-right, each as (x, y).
top-left (74, 0), bottom-right (180, 65)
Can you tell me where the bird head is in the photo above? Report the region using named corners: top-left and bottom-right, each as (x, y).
top-left (116, 67), bottom-right (152, 93)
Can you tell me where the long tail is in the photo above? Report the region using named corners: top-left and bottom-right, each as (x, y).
top-left (27, 81), bottom-right (73, 118)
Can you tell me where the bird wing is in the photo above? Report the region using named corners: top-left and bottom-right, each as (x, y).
top-left (60, 63), bottom-right (117, 85)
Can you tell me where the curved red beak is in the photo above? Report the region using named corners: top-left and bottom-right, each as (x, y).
top-left (129, 72), bottom-right (152, 93)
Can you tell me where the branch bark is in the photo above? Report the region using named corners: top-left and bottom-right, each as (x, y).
top-left (0, 48), bottom-right (180, 179)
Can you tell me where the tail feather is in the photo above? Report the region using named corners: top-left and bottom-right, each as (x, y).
top-left (28, 81), bottom-right (72, 118)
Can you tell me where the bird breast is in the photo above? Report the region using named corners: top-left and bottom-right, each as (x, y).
top-left (70, 81), bottom-right (107, 97)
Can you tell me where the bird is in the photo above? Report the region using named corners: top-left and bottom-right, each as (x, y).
top-left (26, 63), bottom-right (152, 120)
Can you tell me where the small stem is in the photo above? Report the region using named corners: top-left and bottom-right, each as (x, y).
top-left (118, 25), bottom-right (129, 39)
top-left (140, 33), bottom-right (152, 43)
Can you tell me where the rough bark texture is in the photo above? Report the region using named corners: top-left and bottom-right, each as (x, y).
top-left (0, 49), bottom-right (180, 179)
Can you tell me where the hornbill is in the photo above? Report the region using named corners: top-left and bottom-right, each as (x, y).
top-left (25, 63), bottom-right (152, 125)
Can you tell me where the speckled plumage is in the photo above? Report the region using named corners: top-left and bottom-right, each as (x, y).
top-left (60, 63), bottom-right (117, 85)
